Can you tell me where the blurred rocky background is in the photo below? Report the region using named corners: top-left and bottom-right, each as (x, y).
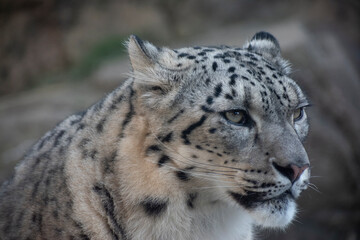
top-left (0, 0), bottom-right (359, 239)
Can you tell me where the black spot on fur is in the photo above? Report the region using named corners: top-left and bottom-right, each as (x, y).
top-left (141, 197), bottom-right (168, 216)
top-left (78, 138), bottom-right (90, 149)
top-left (229, 74), bottom-right (238, 86)
top-left (206, 96), bottom-right (214, 105)
top-left (178, 53), bottom-right (189, 58)
top-left (266, 64), bottom-right (276, 71)
top-left (120, 85), bottom-right (136, 138)
top-left (103, 151), bottom-right (117, 173)
top-left (160, 132), bottom-right (173, 143)
top-left (181, 115), bottom-right (207, 145)
top-left (146, 145), bottom-right (161, 154)
top-left (187, 55), bottom-right (196, 59)
top-left (225, 94), bottom-right (233, 100)
top-left (201, 105), bottom-right (214, 113)
top-left (168, 109), bottom-right (185, 123)
top-left (214, 83), bottom-right (222, 97)
top-left (53, 130), bottom-right (66, 147)
top-left (176, 171), bottom-right (190, 181)
top-left (205, 78), bottom-right (211, 86)
top-left (90, 150), bottom-right (98, 160)
top-left (96, 118), bottom-right (106, 133)
top-left (187, 193), bottom-right (198, 209)
top-left (209, 128), bottom-right (217, 134)
top-left (176, 166), bottom-right (195, 181)
top-left (93, 183), bottom-right (128, 239)
top-left (158, 155), bottom-right (171, 167)
top-left (212, 62), bottom-right (218, 71)
top-left (228, 67), bottom-right (236, 73)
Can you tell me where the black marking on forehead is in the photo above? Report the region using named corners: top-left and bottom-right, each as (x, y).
top-left (141, 197), bottom-right (168, 217)
top-left (206, 96), bottom-right (214, 105)
top-left (244, 86), bottom-right (252, 110)
top-left (228, 67), bottom-right (236, 73)
top-left (181, 115), bottom-right (207, 145)
top-left (205, 78), bottom-right (211, 86)
top-left (229, 74), bottom-right (238, 86)
top-left (225, 94), bottom-right (234, 100)
top-left (231, 89), bottom-right (238, 97)
top-left (214, 83), bottom-right (223, 97)
top-left (212, 62), bottom-right (218, 71)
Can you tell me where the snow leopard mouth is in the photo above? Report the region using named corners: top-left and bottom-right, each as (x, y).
top-left (229, 189), bottom-right (294, 209)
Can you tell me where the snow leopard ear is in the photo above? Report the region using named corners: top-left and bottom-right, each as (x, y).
top-left (128, 35), bottom-right (160, 73)
top-left (127, 35), bottom-right (184, 109)
top-left (244, 31), bottom-right (291, 75)
top-left (127, 35), bottom-right (183, 91)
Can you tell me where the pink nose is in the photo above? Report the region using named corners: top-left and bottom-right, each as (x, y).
top-left (290, 164), bottom-right (309, 182)
top-left (273, 162), bottom-right (309, 183)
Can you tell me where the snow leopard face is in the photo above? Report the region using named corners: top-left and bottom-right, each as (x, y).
top-left (128, 31), bottom-right (310, 228)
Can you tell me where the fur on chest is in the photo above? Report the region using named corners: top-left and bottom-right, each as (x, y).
top-left (126, 195), bottom-right (253, 240)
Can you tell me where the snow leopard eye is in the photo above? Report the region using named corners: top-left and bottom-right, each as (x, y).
top-left (223, 110), bottom-right (249, 126)
top-left (293, 107), bottom-right (304, 122)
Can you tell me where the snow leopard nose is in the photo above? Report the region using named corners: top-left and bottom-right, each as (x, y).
top-left (272, 162), bottom-right (309, 183)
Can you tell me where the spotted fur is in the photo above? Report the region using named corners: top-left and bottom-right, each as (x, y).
top-left (0, 32), bottom-right (311, 240)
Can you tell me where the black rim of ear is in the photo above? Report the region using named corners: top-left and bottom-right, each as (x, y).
top-left (130, 35), bottom-right (153, 60)
top-left (251, 31), bottom-right (280, 49)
